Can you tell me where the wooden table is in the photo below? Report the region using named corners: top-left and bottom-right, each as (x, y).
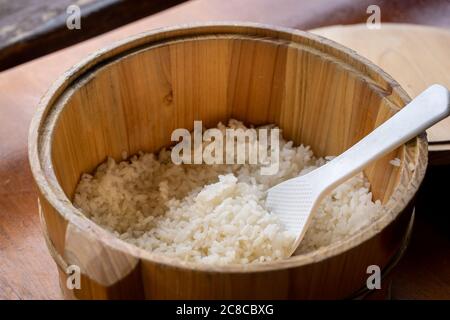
top-left (0, 0), bottom-right (449, 299)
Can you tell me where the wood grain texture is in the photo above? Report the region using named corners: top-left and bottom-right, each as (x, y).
top-left (0, 185), bottom-right (60, 299)
top-left (0, 0), bottom-right (187, 71)
top-left (2, 0), bottom-right (450, 71)
top-left (0, 0), bottom-right (449, 299)
top-left (29, 23), bottom-right (426, 299)
top-left (311, 24), bottom-right (450, 146)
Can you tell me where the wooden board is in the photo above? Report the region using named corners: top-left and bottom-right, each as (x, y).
top-left (311, 24), bottom-right (450, 161)
top-left (0, 0), bottom-right (449, 299)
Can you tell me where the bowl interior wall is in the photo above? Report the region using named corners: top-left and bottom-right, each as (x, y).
top-left (51, 36), bottom-right (402, 207)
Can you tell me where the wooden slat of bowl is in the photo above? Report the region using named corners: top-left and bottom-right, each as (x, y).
top-left (42, 207), bottom-right (415, 300)
top-left (29, 23), bottom-right (427, 299)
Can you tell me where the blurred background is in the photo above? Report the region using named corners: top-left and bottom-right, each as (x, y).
top-left (1, 0), bottom-right (449, 71)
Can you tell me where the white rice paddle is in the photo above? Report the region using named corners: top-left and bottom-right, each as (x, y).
top-left (266, 84), bottom-right (450, 255)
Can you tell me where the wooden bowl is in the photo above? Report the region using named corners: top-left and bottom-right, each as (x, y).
top-left (29, 22), bottom-right (427, 299)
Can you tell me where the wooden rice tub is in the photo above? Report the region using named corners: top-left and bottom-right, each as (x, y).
top-left (29, 23), bottom-right (427, 299)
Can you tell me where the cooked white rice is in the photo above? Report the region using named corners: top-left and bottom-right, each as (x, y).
top-left (74, 120), bottom-right (383, 264)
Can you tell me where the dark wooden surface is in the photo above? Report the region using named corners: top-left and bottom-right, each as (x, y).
top-left (391, 166), bottom-right (450, 299)
top-left (0, 0), bottom-right (449, 299)
top-left (0, 0), bottom-right (186, 71)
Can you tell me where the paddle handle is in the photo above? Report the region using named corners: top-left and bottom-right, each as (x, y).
top-left (314, 84), bottom-right (450, 192)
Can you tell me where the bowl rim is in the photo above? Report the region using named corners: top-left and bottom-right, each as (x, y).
top-left (28, 21), bottom-right (428, 274)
